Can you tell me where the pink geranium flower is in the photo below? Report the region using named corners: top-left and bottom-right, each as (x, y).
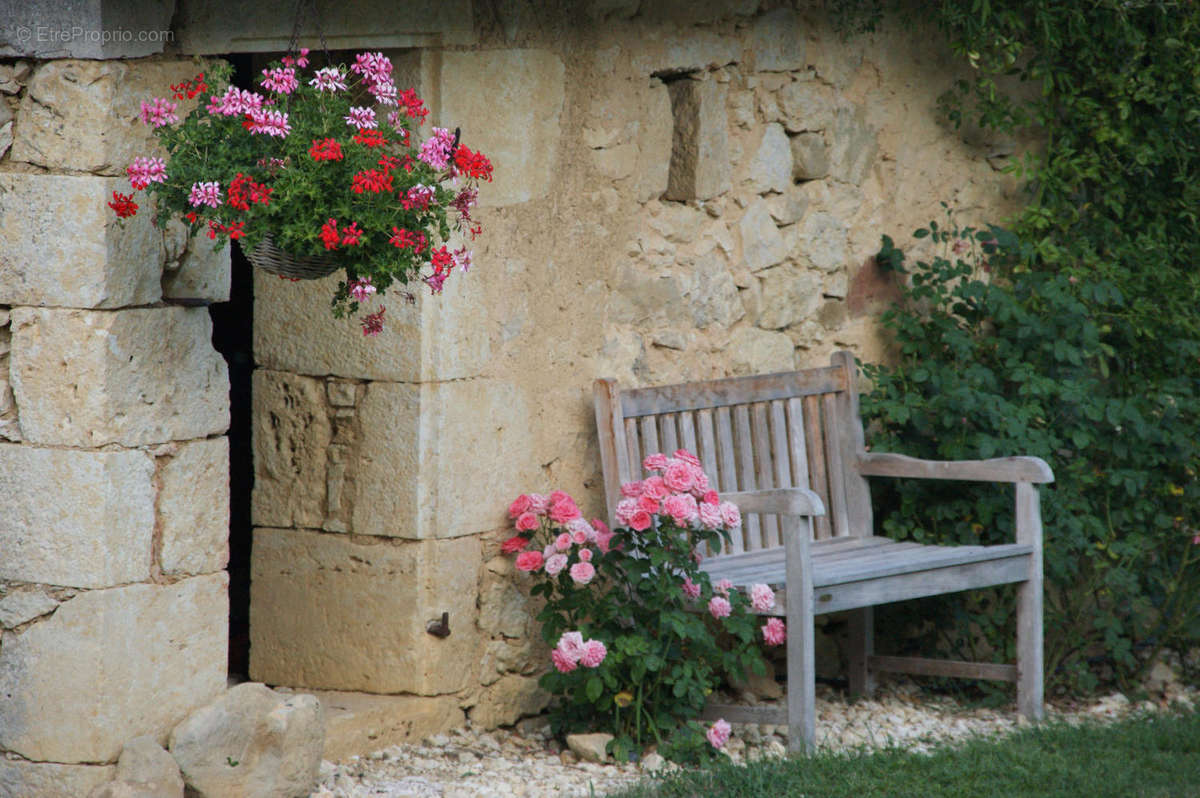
top-left (708, 596), bottom-right (732, 619)
top-left (762, 617), bottom-right (786, 646)
top-left (750, 583), bottom-right (775, 612)
top-left (140, 97), bottom-right (178, 128)
top-left (345, 106), bottom-right (377, 129)
top-left (188, 181), bottom-right (222, 208)
top-left (349, 277), bottom-right (376, 303)
top-left (707, 719), bottom-right (731, 749)
top-left (569, 561), bottom-right (596, 585)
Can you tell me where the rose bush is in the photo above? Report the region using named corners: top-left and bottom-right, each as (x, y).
top-left (505, 450), bottom-right (786, 763)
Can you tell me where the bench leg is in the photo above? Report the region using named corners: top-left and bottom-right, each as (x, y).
top-left (847, 607), bottom-right (875, 697)
top-left (786, 610), bottom-right (816, 753)
top-left (1015, 482), bottom-right (1044, 721)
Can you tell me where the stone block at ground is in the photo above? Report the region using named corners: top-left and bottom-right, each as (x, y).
top-left (316, 690), bottom-right (465, 761)
top-left (159, 437), bottom-right (230, 576)
top-left (0, 174), bottom-right (162, 308)
top-left (0, 760), bottom-right (115, 798)
top-left (250, 529), bottom-right (480, 695)
top-left (0, 574), bottom-right (228, 763)
top-left (9, 307), bottom-right (229, 447)
top-left (0, 444), bottom-right (154, 588)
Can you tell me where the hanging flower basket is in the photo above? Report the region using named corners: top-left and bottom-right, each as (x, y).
top-left (241, 234), bottom-right (340, 280)
top-left (110, 49), bottom-right (494, 336)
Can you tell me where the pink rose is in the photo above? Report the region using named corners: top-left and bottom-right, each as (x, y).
top-left (663, 493), bottom-right (699, 527)
top-left (515, 551), bottom-right (544, 572)
top-left (551, 648), bottom-right (577, 673)
top-left (642, 476), bottom-right (669, 501)
top-left (615, 498), bottom-right (638, 526)
top-left (714, 578), bottom-right (733, 596)
top-left (749, 583), bottom-right (775, 612)
top-left (662, 460), bottom-right (694, 493)
top-left (595, 524), bottom-right (615, 554)
top-left (580, 639), bottom-right (607, 668)
top-left (719, 501), bottom-right (742, 529)
top-left (557, 631), bottom-right (586, 662)
top-left (629, 510), bottom-right (653, 531)
top-left (544, 553), bottom-right (569, 576)
top-left (528, 493), bottom-right (550, 514)
top-left (643, 453), bottom-right (669, 472)
top-left (567, 518), bottom-right (595, 540)
top-left (708, 595), bottom-right (732, 619)
top-left (707, 719), bottom-right (731, 749)
top-left (515, 512), bottom-right (539, 532)
top-left (572, 530), bottom-right (588, 545)
top-left (690, 467), bottom-right (710, 495)
top-left (702, 490), bottom-right (720, 505)
top-left (543, 544), bottom-right (556, 559)
top-left (578, 548), bottom-right (593, 562)
top-left (592, 518), bottom-right (610, 536)
top-left (555, 532), bottom-right (572, 551)
top-left (550, 497), bottom-right (581, 524)
top-left (508, 494), bottom-right (532, 519)
top-left (681, 577), bottom-right (701, 599)
top-left (674, 449), bottom-right (701, 467)
top-left (762, 617), bottom-right (786, 646)
top-left (500, 536), bottom-right (528, 554)
top-left (569, 561), bottom-right (596, 585)
top-left (549, 490), bottom-right (573, 505)
top-left (637, 494), bottom-right (660, 514)
top-left (698, 502), bottom-right (723, 530)
top-left (620, 480), bottom-right (645, 498)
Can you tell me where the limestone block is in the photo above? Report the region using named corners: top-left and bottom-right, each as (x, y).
top-left (172, 0), bottom-right (476, 54)
top-left (629, 29), bottom-right (743, 74)
top-left (726, 326), bottom-right (795, 375)
top-left (160, 438), bottom-right (230, 576)
top-left (251, 370), bottom-right (331, 530)
top-left (9, 307), bottom-right (229, 447)
top-left (0, 444), bottom-right (154, 588)
top-left (779, 82), bottom-right (836, 132)
top-left (566, 733), bottom-right (613, 764)
top-left (634, 79), bottom-right (674, 201)
top-left (432, 50), bottom-right (565, 207)
top-left (478, 575), bottom-right (532, 640)
top-left (738, 199), bottom-right (788, 272)
top-left (607, 262), bottom-right (688, 326)
top-left (0, 574), bottom-right (228, 763)
top-left (830, 107), bottom-right (879, 186)
top-left (316, 690), bottom-right (465, 761)
top-left (108, 735), bottom-right (185, 798)
top-left (593, 328), bottom-right (647, 385)
top-left (824, 270), bottom-right (849, 299)
top-left (748, 123), bottom-right (793, 194)
top-left (0, 1), bottom-right (175, 58)
top-left (684, 253), bottom-right (745, 329)
top-left (766, 186), bottom-right (810, 226)
top-left (0, 589), bottom-right (59, 628)
top-left (666, 78), bottom-right (731, 201)
top-left (0, 62), bottom-right (30, 94)
top-left (748, 8), bottom-right (807, 72)
top-left (468, 674), bottom-right (549, 730)
top-left (169, 683), bottom-right (324, 798)
top-left (0, 120), bottom-right (11, 159)
top-left (250, 530), bottom-right (481, 695)
top-left (0, 760), bottom-right (115, 798)
top-left (791, 132), bottom-right (831, 180)
top-left (350, 380), bottom-right (418, 537)
top-left (806, 27), bottom-right (865, 89)
top-left (0, 174), bottom-right (163, 308)
top-left (646, 201), bottom-right (706, 244)
top-left (756, 265), bottom-right (822, 330)
top-left (13, 60), bottom-right (203, 173)
top-left (591, 141), bottom-right (639, 179)
top-left (162, 225), bottom-right (233, 303)
top-left (798, 212), bottom-right (849, 272)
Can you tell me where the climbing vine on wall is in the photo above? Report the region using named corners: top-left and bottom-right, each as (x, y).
top-left (843, 1), bottom-right (1200, 692)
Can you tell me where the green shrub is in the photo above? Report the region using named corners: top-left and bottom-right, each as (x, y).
top-left (861, 220), bottom-right (1200, 693)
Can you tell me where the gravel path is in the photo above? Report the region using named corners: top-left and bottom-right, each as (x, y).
top-left (311, 680), bottom-right (1198, 798)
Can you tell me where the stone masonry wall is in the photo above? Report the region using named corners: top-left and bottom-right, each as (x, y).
top-left (242, 0), bottom-right (1027, 736)
top-left (0, 55), bottom-right (233, 792)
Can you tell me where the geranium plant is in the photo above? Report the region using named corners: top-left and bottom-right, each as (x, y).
top-left (111, 49), bottom-right (492, 336)
top-left (504, 450), bottom-right (785, 763)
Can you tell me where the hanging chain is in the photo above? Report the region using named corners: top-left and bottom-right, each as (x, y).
top-left (286, 0), bottom-right (332, 66)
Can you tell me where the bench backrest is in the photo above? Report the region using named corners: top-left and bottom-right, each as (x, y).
top-left (594, 351), bottom-right (874, 557)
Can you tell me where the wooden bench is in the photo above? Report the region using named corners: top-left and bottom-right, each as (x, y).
top-left (593, 351), bottom-right (1052, 752)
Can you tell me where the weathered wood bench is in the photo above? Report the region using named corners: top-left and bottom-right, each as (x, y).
top-left (593, 351), bottom-right (1052, 752)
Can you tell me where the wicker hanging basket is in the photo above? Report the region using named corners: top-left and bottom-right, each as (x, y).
top-left (242, 234), bottom-right (340, 280)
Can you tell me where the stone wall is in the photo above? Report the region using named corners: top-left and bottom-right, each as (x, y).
top-left (0, 55), bottom-right (233, 791)
top-left (0, 1), bottom-right (1030, 778)
top-left (242, 0), bottom-right (1024, 735)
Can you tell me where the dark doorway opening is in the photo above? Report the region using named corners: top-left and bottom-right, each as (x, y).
top-left (209, 51), bottom-right (257, 679)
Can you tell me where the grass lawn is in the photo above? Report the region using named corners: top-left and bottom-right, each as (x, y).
top-left (613, 708), bottom-right (1200, 798)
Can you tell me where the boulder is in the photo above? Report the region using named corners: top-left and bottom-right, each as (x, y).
top-left (89, 735), bottom-right (184, 798)
top-left (169, 683), bottom-right (324, 798)
top-left (566, 732), bottom-right (613, 763)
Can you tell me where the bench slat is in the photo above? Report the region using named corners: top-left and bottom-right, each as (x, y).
top-left (620, 368), bottom-right (846, 416)
top-left (752, 402), bottom-right (780, 547)
top-left (822, 392), bottom-right (851, 538)
top-left (803, 394), bottom-right (832, 539)
top-left (814, 556), bottom-right (1031, 614)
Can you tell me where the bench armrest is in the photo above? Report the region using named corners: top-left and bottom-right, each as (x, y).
top-left (722, 487), bottom-right (827, 517)
top-left (857, 452), bottom-right (1054, 484)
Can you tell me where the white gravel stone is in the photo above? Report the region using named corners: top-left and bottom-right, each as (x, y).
top-left (310, 681), bottom-right (1200, 797)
